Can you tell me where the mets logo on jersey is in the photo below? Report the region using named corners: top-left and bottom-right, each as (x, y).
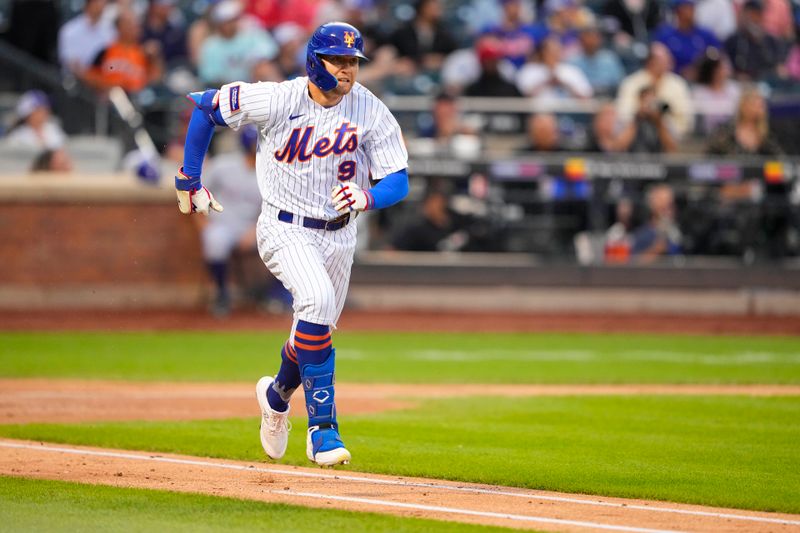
top-left (343, 31), bottom-right (355, 48)
top-left (274, 122), bottom-right (358, 164)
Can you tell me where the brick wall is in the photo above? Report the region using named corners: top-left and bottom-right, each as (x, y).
top-left (0, 202), bottom-right (206, 285)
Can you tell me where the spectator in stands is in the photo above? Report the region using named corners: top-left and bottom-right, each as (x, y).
top-left (198, 0), bottom-right (278, 85)
top-left (82, 10), bottom-right (164, 94)
top-left (187, 2), bottom-right (214, 67)
top-left (760, 0), bottom-right (795, 43)
top-left (244, 0), bottom-right (319, 31)
top-left (4, 0), bottom-right (60, 66)
top-left (31, 149), bottom-right (73, 173)
top-left (786, 34), bottom-right (800, 81)
top-left (141, 0), bottom-right (188, 68)
top-left (57, 0), bottom-right (116, 76)
top-left (516, 36), bottom-right (593, 99)
top-left (584, 103), bottom-right (627, 153)
top-left (533, 0), bottom-right (579, 51)
top-left (390, 188), bottom-right (467, 252)
top-left (250, 58), bottom-right (285, 84)
top-left (706, 88), bottom-right (783, 155)
top-left (271, 23), bottom-right (306, 79)
top-left (5, 90), bottom-right (69, 154)
top-left (692, 49), bottom-right (740, 134)
top-left (420, 93), bottom-right (477, 139)
top-left (616, 85), bottom-right (678, 153)
top-left (725, 0), bottom-right (786, 81)
top-left (530, 0), bottom-right (584, 59)
top-left (464, 36), bottom-right (523, 97)
top-left (481, 0), bottom-right (542, 69)
top-left (616, 42), bottom-right (694, 139)
top-left (568, 17), bottom-right (626, 96)
top-left (630, 184), bottom-right (682, 262)
top-left (389, 0), bottom-right (458, 72)
top-left (521, 113), bottom-right (565, 152)
top-left (417, 93), bottom-right (481, 157)
top-left (440, 47), bottom-right (482, 94)
top-left (652, 0), bottom-right (719, 79)
top-left (602, 0), bottom-right (662, 52)
top-left (197, 126), bottom-right (264, 316)
top-left (314, 0), bottom-right (350, 28)
top-left (604, 197), bottom-right (634, 263)
top-left (695, 0), bottom-right (737, 42)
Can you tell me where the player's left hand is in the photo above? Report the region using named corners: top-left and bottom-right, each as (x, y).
top-left (332, 182), bottom-right (372, 213)
top-left (175, 168), bottom-right (224, 215)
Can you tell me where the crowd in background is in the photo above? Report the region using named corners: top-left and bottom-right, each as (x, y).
top-left (0, 0), bottom-right (798, 272)
top-left (1, 0), bottom-right (798, 155)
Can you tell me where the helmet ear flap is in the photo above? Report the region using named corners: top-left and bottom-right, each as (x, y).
top-left (307, 51), bottom-right (338, 92)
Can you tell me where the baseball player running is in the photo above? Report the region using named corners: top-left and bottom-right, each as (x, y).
top-left (175, 22), bottom-right (409, 467)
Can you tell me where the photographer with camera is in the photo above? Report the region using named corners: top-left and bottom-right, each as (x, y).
top-left (615, 85), bottom-right (678, 153)
top-left (615, 42), bottom-right (694, 140)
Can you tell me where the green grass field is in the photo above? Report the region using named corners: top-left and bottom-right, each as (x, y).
top-left (0, 476), bottom-right (512, 533)
top-left (2, 331), bottom-right (800, 528)
top-left (2, 331), bottom-right (800, 383)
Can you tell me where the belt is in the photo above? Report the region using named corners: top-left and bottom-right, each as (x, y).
top-left (277, 210), bottom-right (351, 231)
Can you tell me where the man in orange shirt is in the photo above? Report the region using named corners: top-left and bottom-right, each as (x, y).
top-left (83, 10), bottom-right (163, 94)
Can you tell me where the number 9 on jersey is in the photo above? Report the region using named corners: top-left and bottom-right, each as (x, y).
top-left (337, 161), bottom-right (356, 181)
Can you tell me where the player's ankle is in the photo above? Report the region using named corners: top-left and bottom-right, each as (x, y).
top-left (266, 385), bottom-right (289, 412)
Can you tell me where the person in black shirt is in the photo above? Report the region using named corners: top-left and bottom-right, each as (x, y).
top-left (465, 36), bottom-right (523, 97)
top-left (391, 189), bottom-right (466, 251)
top-left (724, 0), bottom-right (785, 81)
top-left (389, 0), bottom-right (458, 72)
top-left (617, 85), bottom-right (678, 153)
top-left (141, 0), bottom-right (188, 67)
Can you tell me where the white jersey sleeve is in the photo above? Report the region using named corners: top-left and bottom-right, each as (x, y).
top-left (363, 105), bottom-right (408, 180)
top-left (217, 81), bottom-right (282, 131)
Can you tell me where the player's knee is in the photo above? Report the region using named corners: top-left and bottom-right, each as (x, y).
top-left (294, 284), bottom-right (337, 324)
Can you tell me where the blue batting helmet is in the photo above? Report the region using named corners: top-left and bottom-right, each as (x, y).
top-left (306, 22), bottom-right (368, 92)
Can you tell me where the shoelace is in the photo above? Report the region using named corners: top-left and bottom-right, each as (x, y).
top-left (265, 410), bottom-right (291, 435)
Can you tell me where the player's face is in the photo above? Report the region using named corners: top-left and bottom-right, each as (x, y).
top-left (321, 55), bottom-right (359, 95)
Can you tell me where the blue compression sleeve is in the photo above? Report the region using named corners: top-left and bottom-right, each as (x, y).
top-left (182, 91), bottom-right (227, 178)
top-left (367, 169), bottom-right (409, 210)
top-left (182, 107), bottom-right (216, 178)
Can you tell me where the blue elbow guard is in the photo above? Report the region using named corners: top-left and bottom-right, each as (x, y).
top-left (186, 89), bottom-right (227, 127)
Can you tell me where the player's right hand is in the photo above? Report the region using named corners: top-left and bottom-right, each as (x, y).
top-left (175, 168), bottom-right (224, 215)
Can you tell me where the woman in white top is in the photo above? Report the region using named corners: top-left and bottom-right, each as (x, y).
top-left (691, 49), bottom-right (740, 135)
top-left (516, 36), bottom-right (593, 101)
top-left (6, 90), bottom-right (68, 151)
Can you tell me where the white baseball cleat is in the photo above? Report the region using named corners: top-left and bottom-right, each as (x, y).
top-left (306, 425), bottom-right (351, 467)
top-left (256, 376), bottom-right (291, 460)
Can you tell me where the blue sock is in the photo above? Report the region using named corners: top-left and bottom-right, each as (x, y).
top-left (293, 321), bottom-right (336, 428)
top-left (293, 321), bottom-right (332, 367)
top-left (267, 341), bottom-right (300, 412)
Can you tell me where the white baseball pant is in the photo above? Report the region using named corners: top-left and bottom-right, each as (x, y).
top-left (256, 203), bottom-right (356, 328)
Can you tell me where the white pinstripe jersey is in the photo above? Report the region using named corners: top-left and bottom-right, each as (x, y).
top-left (217, 77), bottom-right (408, 220)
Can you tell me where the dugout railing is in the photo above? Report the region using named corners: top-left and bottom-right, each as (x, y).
top-left (386, 152), bottom-right (800, 263)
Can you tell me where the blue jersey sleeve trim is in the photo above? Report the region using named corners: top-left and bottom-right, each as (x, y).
top-left (187, 89), bottom-right (227, 127)
top-left (368, 168), bottom-right (409, 210)
top-left (211, 106), bottom-right (226, 127)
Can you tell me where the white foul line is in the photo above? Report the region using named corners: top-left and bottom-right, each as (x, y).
top-left (275, 489), bottom-right (682, 533)
top-left (2, 441), bottom-right (799, 528)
